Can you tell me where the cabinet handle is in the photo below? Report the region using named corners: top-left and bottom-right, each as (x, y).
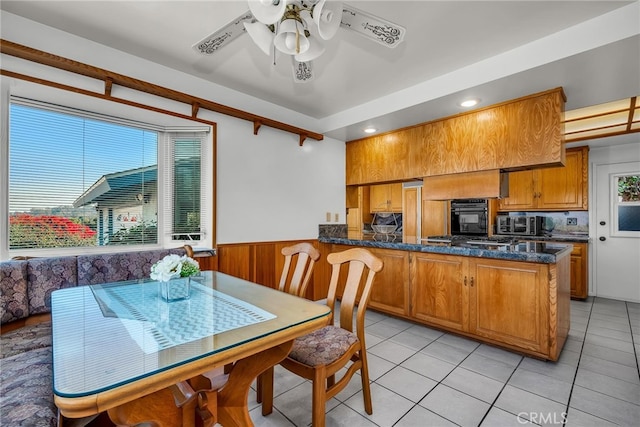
top-left (470, 277), bottom-right (474, 287)
top-left (464, 276), bottom-right (467, 286)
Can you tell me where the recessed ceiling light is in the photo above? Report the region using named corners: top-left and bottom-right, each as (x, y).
top-left (459, 98), bottom-right (480, 108)
top-left (364, 127), bottom-right (377, 134)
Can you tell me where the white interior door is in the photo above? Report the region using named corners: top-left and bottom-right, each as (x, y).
top-left (594, 162), bottom-right (640, 302)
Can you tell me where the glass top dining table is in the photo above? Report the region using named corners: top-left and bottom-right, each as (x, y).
top-left (51, 270), bottom-right (331, 422)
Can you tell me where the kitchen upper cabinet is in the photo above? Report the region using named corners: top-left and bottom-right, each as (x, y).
top-left (346, 88), bottom-right (566, 185)
top-left (498, 146), bottom-right (588, 211)
top-left (346, 128), bottom-right (418, 185)
top-left (370, 183), bottom-right (403, 212)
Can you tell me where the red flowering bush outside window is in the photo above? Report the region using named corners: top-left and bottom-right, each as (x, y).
top-left (9, 214), bottom-right (97, 249)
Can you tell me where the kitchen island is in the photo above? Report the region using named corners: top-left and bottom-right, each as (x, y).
top-left (318, 233), bottom-right (571, 361)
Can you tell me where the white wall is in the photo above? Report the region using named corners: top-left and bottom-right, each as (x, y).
top-left (0, 12), bottom-right (346, 257)
top-left (588, 140), bottom-right (640, 299)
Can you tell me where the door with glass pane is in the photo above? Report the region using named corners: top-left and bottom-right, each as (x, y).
top-left (594, 162), bottom-right (640, 302)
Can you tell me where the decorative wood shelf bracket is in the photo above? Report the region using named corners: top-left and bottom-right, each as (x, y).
top-left (104, 77), bottom-right (113, 96)
top-left (253, 120), bottom-right (262, 135)
top-left (0, 39), bottom-right (324, 144)
top-left (299, 133), bottom-right (307, 146)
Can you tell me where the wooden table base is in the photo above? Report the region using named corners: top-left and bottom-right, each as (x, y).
top-left (105, 341), bottom-right (294, 427)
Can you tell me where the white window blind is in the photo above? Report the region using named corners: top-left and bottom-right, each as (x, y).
top-left (163, 132), bottom-right (209, 242)
top-left (7, 98), bottom-right (211, 255)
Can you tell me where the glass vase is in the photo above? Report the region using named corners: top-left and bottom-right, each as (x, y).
top-left (160, 277), bottom-right (191, 302)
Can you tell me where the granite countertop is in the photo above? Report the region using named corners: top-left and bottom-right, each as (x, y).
top-left (319, 235), bottom-right (573, 264)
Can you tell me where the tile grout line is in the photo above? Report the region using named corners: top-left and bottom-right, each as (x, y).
top-left (625, 301), bottom-right (640, 379)
top-left (562, 297), bottom-right (594, 425)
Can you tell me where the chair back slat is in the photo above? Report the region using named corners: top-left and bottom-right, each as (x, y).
top-left (277, 242), bottom-right (320, 297)
top-left (326, 248), bottom-right (383, 334)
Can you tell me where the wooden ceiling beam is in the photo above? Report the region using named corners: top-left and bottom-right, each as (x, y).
top-left (0, 39), bottom-right (324, 143)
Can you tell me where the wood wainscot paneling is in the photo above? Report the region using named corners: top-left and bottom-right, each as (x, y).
top-left (217, 240), bottom-right (328, 301)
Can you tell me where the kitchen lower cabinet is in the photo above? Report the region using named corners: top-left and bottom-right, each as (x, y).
top-left (569, 243), bottom-right (588, 299)
top-left (469, 259), bottom-right (548, 355)
top-left (411, 254), bottom-right (551, 356)
top-left (329, 244), bottom-right (569, 360)
top-left (546, 241), bottom-right (588, 299)
top-left (332, 245), bottom-right (410, 316)
top-left (410, 253), bottom-right (468, 332)
top-left (367, 248), bottom-right (410, 316)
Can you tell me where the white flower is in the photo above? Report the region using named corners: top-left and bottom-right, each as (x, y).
top-left (151, 254), bottom-right (200, 282)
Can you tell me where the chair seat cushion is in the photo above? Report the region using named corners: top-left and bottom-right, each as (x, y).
top-left (288, 326), bottom-right (358, 367)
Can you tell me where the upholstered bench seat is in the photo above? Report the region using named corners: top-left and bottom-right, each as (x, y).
top-left (0, 347), bottom-right (57, 427)
top-left (0, 247), bottom-right (190, 427)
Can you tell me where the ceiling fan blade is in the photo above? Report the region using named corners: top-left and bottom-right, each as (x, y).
top-left (193, 11), bottom-right (253, 55)
top-left (292, 59), bottom-right (314, 83)
top-left (340, 4), bottom-right (406, 48)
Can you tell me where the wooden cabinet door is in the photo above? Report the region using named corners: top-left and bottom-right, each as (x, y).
top-left (497, 170), bottom-right (536, 210)
top-left (370, 184), bottom-right (390, 212)
top-left (410, 253), bottom-right (469, 332)
top-left (421, 200), bottom-right (448, 237)
top-left (370, 183), bottom-right (403, 212)
top-left (469, 259), bottom-right (548, 354)
top-left (537, 147), bottom-right (588, 210)
top-left (389, 183), bottom-right (403, 211)
top-left (367, 248), bottom-right (410, 316)
top-left (403, 187), bottom-right (419, 239)
top-left (569, 242), bottom-right (588, 299)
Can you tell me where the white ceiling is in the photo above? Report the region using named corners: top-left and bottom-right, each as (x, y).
top-left (1, 0), bottom-right (639, 144)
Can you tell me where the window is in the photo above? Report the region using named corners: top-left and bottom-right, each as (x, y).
top-left (612, 174), bottom-right (640, 235)
top-left (7, 99), bottom-right (210, 254)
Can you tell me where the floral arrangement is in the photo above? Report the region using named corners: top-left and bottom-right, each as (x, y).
top-left (150, 254), bottom-right (200, 282)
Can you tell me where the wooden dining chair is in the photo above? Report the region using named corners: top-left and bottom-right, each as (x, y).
top-left (277, 242), bottom-right (321, 297)
top-left (260, 247), bottom-right (383, 427)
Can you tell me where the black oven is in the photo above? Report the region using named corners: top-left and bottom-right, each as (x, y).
top-left (450, 199), bottom-right (488, 236)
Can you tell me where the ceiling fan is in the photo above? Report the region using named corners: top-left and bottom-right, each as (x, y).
top-left (192, 0), bottom-right (406, 83)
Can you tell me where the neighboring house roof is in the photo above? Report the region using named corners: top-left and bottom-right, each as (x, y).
top-left (73, 165), bottom-right (157, 208)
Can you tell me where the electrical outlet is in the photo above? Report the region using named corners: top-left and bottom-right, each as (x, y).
top-left (326, 212), bottom-right (331, 222)
top-left (334, 213), bottom-right (339, 222)
top-left (567, 217), bottom-right (577, 226)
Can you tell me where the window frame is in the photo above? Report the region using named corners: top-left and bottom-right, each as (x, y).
top-left (3, 97), bottom-right (214, 258)
top-left (611, 172), bottom-right (640, 237)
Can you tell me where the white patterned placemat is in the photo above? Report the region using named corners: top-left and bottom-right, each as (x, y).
top-left (91, 280), bottom-right (276, 353)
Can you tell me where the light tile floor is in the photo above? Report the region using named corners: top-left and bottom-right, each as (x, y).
top-left (249, 297), bottom-right (640, 426)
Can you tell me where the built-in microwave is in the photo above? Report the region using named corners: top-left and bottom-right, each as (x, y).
top-left (450, 199), bottom-right (488, 236)
top-left (496, 215), bottom-right (545, 236)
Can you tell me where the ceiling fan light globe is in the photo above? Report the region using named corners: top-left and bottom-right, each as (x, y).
top-left (274, 19), bottom-right (310, 55)
top-left (244, 21), bottom-right (274, 55)
top-left (313, 0), bottom-right (342, 40)
top-left (295, 38), bottom-right (324, 61)
top-left (248, 0), bottom-right (287, 25)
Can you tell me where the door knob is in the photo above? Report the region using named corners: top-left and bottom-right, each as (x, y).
top-left (599, 221), bottom-right (606, 226)
top-left (599, 236), bottom-right (606, 241)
